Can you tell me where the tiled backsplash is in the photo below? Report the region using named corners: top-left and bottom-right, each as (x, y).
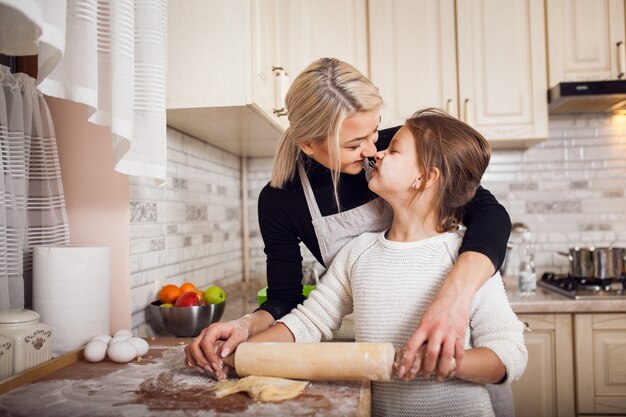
top-left (247, 114), bottom-right (626, 281)
top-left (129, 128), bottom-right (243, 335)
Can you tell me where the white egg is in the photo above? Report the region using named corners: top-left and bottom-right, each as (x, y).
top-left (84, 340), bottom-right (108, 362)
top-left (91, 334), bottom-right (112, 345)
top-left (110, 335), bottom-right (130, 344)
top-left (114, 329), bottom-right (133, 338)
top-left (107, 341), bottom-right (138, 363)
top-left (126, 337), bottom-right (150, 357)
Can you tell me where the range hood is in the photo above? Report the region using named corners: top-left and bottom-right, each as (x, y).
top-left (548, 80), bottom-right (626, 114)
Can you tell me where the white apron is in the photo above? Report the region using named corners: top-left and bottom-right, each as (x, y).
top-left (298, 162), bottom-right (515, 417)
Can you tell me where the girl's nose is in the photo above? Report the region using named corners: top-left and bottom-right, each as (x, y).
top-left (374, 150), bottom-right (385, 161)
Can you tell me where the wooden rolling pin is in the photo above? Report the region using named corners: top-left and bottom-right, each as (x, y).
top-left (223, 342), bottom-right (395, 381)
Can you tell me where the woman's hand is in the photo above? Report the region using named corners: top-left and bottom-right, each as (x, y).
top-left (396, 293), bottom-right (468, 381)
top-left (395, 251), bottom-right (494, 381)
top-left (184, 318), bottom-right (252, 380)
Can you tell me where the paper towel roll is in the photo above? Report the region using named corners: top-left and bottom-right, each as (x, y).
top-left (33, 246), bottom-right (111, 357)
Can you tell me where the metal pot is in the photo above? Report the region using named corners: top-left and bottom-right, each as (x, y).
top-left (592, 247), bottom-right (625, 279)
top-left (558, 247), bottom-right (594, 278)
top-left (558, 247), bottom-right (626, 279)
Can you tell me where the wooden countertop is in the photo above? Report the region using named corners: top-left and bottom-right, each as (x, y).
top-left (0, 338), bottom-right (370, 417)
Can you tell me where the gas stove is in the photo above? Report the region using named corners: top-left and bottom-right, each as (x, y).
top-left (539, 272), bottom-right (626, 299)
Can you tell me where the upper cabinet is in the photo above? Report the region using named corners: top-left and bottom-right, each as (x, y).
top-left (166, 0), bottom-right (369, 157)
top-left (369, 0), bottom-right (548, 148)
top-left (167, 0), bottom-right (286, 157)
top-left (368, 1), bottom-right (458, 123)
top-left (547, 0), bottom-right (626, 85)
top-left (275, 0), bottom-right (368, 79)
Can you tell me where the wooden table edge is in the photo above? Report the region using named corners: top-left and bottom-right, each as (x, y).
top-left (0, 346), bottom-right (84, 395)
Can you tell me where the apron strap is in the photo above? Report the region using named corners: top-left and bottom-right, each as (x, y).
top-left (298, 161), bottom-right (323, 220)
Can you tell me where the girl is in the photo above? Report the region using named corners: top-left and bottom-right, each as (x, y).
top-left (243, 109), bottom-right (527, 417)
top-left (185, 58), bottom-right (514, 414)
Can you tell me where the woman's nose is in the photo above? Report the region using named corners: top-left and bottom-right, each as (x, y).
top-left (360, 138), bottom-right (377, 158)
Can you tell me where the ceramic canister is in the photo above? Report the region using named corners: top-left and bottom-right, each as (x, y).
top-left (0, 334), bottom-right (12, 381)
top-left (0, 309), bottom-right (52, 376)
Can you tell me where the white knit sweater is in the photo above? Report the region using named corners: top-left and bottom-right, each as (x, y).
top-left (278, 231), bottom-right (528, 417)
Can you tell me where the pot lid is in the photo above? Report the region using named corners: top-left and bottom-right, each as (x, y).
top-left (0, 309), bottom-right (40, 324)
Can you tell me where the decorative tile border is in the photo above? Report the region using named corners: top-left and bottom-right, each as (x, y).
top-left (130, 201), bottom-right (157, 222)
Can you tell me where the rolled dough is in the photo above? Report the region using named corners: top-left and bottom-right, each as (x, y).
top-left (211, 376), bottom-right (309, 402)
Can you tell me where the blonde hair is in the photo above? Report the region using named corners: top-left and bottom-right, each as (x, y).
top-left (271, 58), bottom-right (382, 208)
top-left (405, 108), bottom-right (491, 232)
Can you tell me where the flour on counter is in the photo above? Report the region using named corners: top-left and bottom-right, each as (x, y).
top-left (0, 346), bottom-right (362, 417)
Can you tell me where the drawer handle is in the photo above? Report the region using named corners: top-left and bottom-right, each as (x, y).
top-left (523, 322), bottom-right (532, 332)
top-left (446, 98), bottom-right (453, 115)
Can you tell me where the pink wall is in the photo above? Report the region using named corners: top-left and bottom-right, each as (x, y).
top-left (46, 96), bottom-right (131, 332)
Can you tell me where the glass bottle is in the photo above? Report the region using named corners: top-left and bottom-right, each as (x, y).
top-left (518, 233), bottom-right (537, 296)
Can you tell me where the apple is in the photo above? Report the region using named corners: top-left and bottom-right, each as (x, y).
top-left (204, 286), bottom-right (226, 304)
top-left (174, 291), bottom-right (202, 307)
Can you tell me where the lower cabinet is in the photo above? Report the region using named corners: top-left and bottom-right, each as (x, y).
top-left (575, 314), bottom-right (626, 415)
top-left (512, 314), bottom-right (576, 417)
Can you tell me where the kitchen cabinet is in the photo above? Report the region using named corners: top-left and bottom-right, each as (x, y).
top-left (275, 0), bottom-right (368, 79)
top-left (368, 0), bottom-right (548, 148)
top-left (166, 0), bottom-right (286, 157)
top-left (546, 0), bottom-right (626, 85)
top-left (575, 314), bottom-right (626, 415)
top-left (512, 314), bottom-right (576, 417)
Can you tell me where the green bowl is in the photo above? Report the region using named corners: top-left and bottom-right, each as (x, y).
top-left (257, 285), bottom-right (316, 305)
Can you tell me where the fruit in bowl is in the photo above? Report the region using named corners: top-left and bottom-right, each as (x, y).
top-left (204, 286), bottom-right (226, 304)
top-left (150, 283), bottom-right (226, 337)
top-left (174, 291), bottom-right (205, 307)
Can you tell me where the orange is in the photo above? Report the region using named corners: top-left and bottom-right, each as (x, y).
top-left (196, 289), bottom-right (204, 298)
top-left (160, 284), bottom-right (182, 304)
top-left (180, 282), bottom-right (197, 294)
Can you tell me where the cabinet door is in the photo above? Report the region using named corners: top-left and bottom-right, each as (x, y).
top-left (456, 0), bottom-right (548, 144)
top-left (368, 0), bottom-right (457, 129)
top-left (576, 314), bottom-right (626, 414)
top-left (275, 0), bottom-right (368, 82)
top-left (512, 314), bottom-right (575, 417)
top-left (251, 0), bottom-right (277, 119)
top-left (547, 0), bottom-right (626, 85)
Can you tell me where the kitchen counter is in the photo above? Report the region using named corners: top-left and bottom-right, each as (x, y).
top-left (0, 338), bottom-right (369, 416)
top-left (503, 276), bottom-right (626, 314)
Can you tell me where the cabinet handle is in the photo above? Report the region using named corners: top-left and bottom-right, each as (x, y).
top-left (617, 42), bottom-right (626, 79)
top-left (463, 98), bottom-right (473, 126)
top-left (446, 99), bottom-right (453, 116)
top-left (523, 322), bottom-right (532, 332)
top-left (273, 66), bottom-right (289, 117)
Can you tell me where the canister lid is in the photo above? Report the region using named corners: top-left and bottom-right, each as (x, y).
top-left (0, 309), bottom-right (40, 324)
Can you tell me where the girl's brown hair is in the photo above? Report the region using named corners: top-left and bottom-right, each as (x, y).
top-left (405, 108), bottom-right (491, 232)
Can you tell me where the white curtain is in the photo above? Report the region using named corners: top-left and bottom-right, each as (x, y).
top-left (0, 65), bottom-right (70, 309)
top-left (0, 0), bottom-right (168, 182)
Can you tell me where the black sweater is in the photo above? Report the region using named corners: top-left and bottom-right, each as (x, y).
top-left (257, 126), bottom-right (512, 320)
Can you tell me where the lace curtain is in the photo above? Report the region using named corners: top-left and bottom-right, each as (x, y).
top-left (0, 0), bottom-right (168, 181)
top-left (0, 65), bottom-right (70, 309)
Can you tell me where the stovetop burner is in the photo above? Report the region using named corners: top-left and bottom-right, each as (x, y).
top-left (539, 272), bottom-right (626, 299)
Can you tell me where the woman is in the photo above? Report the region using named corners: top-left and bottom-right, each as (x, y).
top-left (237, 108), bottom-right (527, 417)
top-left (185, 58), bottom-right (513, 414)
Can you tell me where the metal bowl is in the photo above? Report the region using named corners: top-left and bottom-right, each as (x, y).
top-left (149, 300), bottom-right (225, 337)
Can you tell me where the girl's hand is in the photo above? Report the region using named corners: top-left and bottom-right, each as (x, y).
top-left (184, 319), bottom-right (251, 380)
top-left (395, 342), bottom-right (457, 381)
